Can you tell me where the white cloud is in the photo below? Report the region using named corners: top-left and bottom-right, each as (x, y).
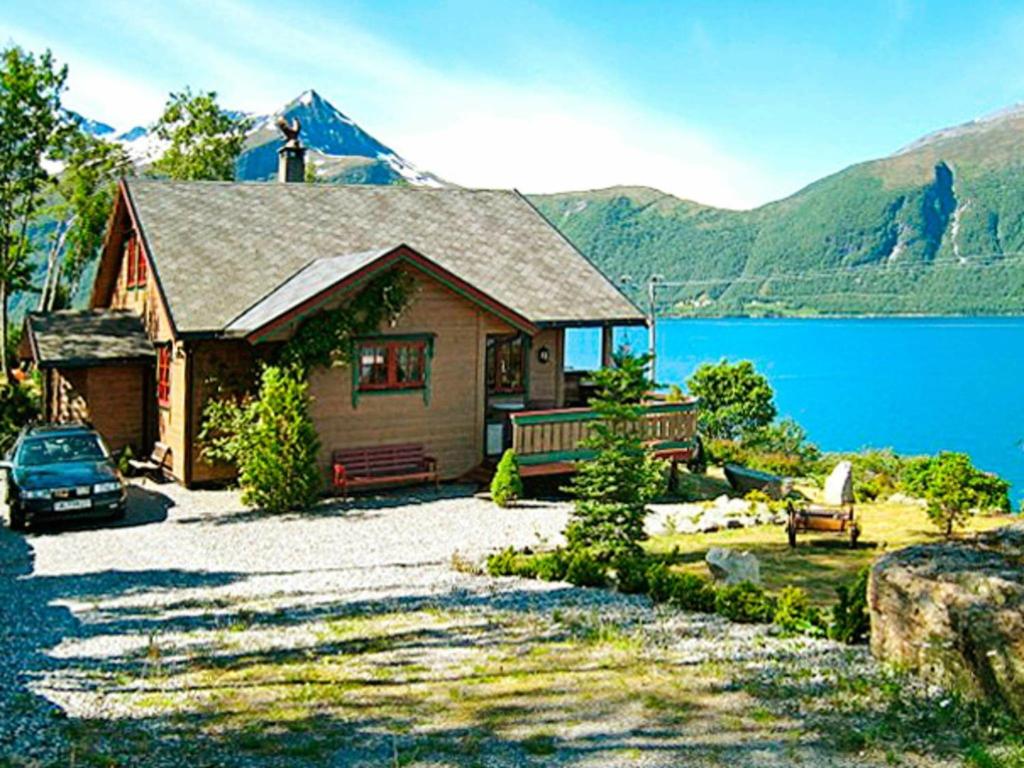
top-left (1, 1), bottom-right (777, 208)
top-left (0, 23), bottom-right (165, 130)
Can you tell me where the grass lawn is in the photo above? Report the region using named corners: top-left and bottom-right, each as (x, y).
top-left (648, 479), bottom-right (1015, 604)
top-left (58, 607), bottom-right (807, 767)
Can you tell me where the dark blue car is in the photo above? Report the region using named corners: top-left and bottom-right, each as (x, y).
top-left (3, 424), bottom-right (127, 531)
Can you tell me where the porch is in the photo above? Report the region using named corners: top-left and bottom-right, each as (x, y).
top-left (509, 399), bottom-right (699, 476)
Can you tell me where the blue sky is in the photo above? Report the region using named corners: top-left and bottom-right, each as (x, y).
top-left (2, 0), bottom-right (1023, 208)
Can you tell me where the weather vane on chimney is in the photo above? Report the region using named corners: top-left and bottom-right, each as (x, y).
top-left (275, 115), bottom-right (302, 148)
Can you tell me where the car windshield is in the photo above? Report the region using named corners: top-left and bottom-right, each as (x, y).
top-left (18, 434), bottom-right (108, 467)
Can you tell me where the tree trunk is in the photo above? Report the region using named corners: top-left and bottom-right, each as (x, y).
top-left (39, 215), bottom-right (73, 312)
top-left (1, 280), bottom-right (9, 382)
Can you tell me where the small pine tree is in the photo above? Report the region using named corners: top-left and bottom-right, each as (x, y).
top-left (238, 365), bottom-right (322, 514)
top-left (565, 352), bottom-right (667, 561)
top-left (490, 449), bottom-right (524, 507)
top-left (921, 452), bottom-right (1010, 537)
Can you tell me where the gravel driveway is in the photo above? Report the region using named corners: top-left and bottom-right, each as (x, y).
top-left (0, 482), bottom-right (951, 767)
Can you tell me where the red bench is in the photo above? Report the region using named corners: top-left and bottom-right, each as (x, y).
top-left (332, 443), bottom-right (439, 497)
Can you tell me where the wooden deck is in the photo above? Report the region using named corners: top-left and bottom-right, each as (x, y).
top-left (509, 400), bottom-right (699, 476)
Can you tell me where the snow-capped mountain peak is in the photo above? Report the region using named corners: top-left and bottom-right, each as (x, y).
top-left (98, 89), bottom-right (442, 186)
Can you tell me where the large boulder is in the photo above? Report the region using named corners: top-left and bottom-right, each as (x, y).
top-left (869, 525), bottom-right (1024, 718)
top-left (824, 461), bottom-right (855, 505)
top-left (705, 547), bottom-right (761, 585)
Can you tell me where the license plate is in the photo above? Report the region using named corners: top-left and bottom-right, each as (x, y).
top-left (54, 499), bottom-right (92, 512)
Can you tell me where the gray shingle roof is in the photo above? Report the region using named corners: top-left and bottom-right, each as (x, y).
top-left (226, 249), bottom-right (391, 334)
top-left (26, 310), bottom-right (155, 368)
top-left (125, 179), bottom-right (644, 334)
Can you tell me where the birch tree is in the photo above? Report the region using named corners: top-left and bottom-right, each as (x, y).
top-left (151, 88), bottom-right (250, 181)
top-left (40, 130), bottom-right (132, 311)
top-left (0, 46), bottom-right (70, 377)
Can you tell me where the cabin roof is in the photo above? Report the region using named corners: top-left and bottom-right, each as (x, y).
top-left (24, 309), bottom-right (155, 368)
top-left (120, 179), bottom-right (644, 334)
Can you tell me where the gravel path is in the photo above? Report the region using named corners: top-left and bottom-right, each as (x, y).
top-left (0, 482), bottom-right (936, 767)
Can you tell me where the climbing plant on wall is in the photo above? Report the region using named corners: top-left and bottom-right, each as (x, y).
top-left (198, 268), bottom-right (417, 511)
top-left (278, 270), bottom-right (416, 374)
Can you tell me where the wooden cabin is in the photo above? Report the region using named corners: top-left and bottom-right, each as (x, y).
top-left (22, 144), bottom-right (697, 488)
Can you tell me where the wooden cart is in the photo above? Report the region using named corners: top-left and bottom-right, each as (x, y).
top-left (786, 501), bottom-right (860, 548)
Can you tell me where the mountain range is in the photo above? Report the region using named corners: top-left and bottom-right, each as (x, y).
top-left (71, 92), bottom-right (1024, 316)
top-left (80, 89), bottom-right (441, 187)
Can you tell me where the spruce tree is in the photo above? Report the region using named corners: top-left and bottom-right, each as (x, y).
top-left (565, 353), bottom-right (666, 561)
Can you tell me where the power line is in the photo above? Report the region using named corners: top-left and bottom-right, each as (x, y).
top-left (646, 254), bottom-right (1024, 290)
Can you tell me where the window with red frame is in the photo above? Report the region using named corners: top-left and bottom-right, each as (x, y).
top-left (134, 239), bottom-right (147, 286)
top-left (124, 236), bottom-right (136, 288)
top-left (125, 235), bottom-right (148, 289)
top-left (156, 345), bottom-right (171, 407)
top-left (357, 340), bottom-right (427, 391)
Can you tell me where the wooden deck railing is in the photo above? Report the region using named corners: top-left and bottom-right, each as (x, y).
top-left (509, 400), bottom-right (699, 474)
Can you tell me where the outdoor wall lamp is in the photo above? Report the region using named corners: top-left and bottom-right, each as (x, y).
top-left (537, 346), bottom-right (551, 364)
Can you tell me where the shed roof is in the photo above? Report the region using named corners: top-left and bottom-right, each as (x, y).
top-left (24, 310), bottom-right (155, 368)
top-left (122, 179), bottom-right (644, 334)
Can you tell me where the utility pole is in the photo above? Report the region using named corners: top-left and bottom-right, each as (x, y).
top-left (647, 274), bottom-right (663, 383)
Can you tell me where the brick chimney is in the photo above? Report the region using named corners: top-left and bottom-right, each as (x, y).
top-left (276, 116), bottom-right (306, 182)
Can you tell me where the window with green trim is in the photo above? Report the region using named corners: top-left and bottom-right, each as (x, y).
top-left (357, 340), bottom-right (427, 391)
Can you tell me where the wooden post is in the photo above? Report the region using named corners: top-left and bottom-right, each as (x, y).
top-left (600, 325), bottom-right (614, 369)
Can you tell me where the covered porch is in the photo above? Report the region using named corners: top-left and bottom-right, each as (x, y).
top-left (486, 320), bottom-right (699, 477)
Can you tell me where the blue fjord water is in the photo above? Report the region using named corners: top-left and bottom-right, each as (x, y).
top-left (565, 317), bottom-right (1024, 505)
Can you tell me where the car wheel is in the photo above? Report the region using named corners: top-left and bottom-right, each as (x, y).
top-left (9, 505), bottom-right (26, 532)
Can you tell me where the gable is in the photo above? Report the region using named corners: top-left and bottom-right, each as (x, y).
top-left (118, 178), bottom-right (645, 335)
top-left (233, 244), bottom-right (539, 342)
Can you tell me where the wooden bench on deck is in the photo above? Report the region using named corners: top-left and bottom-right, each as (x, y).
top-left (332, 444), bottom-right (439, 497)
top-left (127, 442), bottom-right (171, 482)
top-left (786, 501), bottom-right (860, 548)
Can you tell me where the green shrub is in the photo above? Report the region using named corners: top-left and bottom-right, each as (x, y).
top-left (199, 365), bottom-right (322, 513)
top-left (490, 449), bottom-right (524, 507)
top-left (533, 549), bottom-right (569, 581)
top-left (238, 366), bottom-right (322, 514)
top-left (0, 379), bottom-right (40, 454)
top-left (486, 547), bottom-right (535, 578)
top-left (714, 581), bottom-right (777, 624)
top-left (773, 585), bottom-right (826, 636)
top-left (644, 562), bottom-right (676, 603)
top-left (825, 449), bottom-right (907, 502)
top-left (116, 444), bottom-right (134, 475)
top-left (687, 360), bottom-right (776, 441)
top-left (911, 452), bottom-right (1011, 536)
top-left (565, 550), bottom-right (607, 587)
top-left (643, 562), bottom-right (716, 612)
top-left (668, 572), bottom-right (718, 613)
top-left (830, 567), bottom-right (871, 644)
top-left (612, 553), bottom-right (650, 594)
top-left (486, 548), bottom-right (570, 581)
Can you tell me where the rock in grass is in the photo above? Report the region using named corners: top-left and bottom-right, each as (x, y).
top-left (705, 547), bottom-right (761, 585)
top-left (869, 524), bottom-right (1024, 719)
top-left (824, 461), bottom-right (855, 506)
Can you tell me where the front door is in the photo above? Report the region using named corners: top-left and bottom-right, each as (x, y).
top-left (484, 333), bottom-right (528, 458)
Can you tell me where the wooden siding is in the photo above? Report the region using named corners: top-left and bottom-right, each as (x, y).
top-left (189, 340), bottom-right (258, 485)
top-left (47, 365), bottom-right (148, 455)
top-left (526, 327), bottom-right (564, 408)
top-left (309, 269), bottom-right (514, 482)
top-left (97, 211), bottom-right (187, 480)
